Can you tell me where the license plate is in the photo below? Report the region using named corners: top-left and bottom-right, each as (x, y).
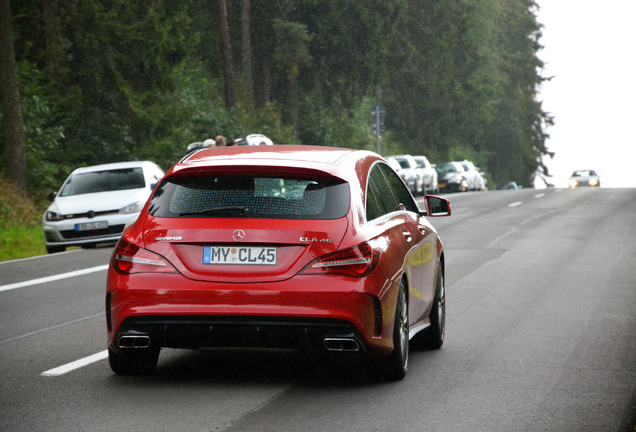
top-left (203, 246), bottom-right (277, 265)
top-left (438, 183), bottom-right (446, 189)
top-left (75, 221), bottom-right (108, 231)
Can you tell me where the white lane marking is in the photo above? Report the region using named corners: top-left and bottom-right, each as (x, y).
top-left (534, 193), bottom-right (546, 198)
top-left (484, 210), bottom-right (551, 249)
top-left (41, 350), bottom-right (108, 376)
top-left (508, 201), bottom-right (523, 208)
top-left (0, 264), bottom-right (108, 292)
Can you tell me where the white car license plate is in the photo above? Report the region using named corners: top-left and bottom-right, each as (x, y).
top-left (202, 246), bottom-right (277, 265)
top-left (75, 221), bottom-right (108, 231)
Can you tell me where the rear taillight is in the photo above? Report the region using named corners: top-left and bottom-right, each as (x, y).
top-left (300, 243), bottom-right (378, 277)
top-left (111, 238), bottom-right (178, 274)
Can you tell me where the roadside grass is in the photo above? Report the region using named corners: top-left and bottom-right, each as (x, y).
top-left (0, 177), bottom-right (47, 261)
top-left (0, 225), bottom-right (46, 261)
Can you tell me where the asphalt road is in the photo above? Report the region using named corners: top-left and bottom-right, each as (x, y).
top-left (1, 187), bottom-right (634, 432)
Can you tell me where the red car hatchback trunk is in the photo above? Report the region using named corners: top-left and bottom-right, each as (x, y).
top-left (106, 145), bottom-right (450, 380)
top-left (142, 217), bottom-right (349, 283)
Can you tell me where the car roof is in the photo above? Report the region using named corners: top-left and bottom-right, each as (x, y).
top-left (170, 145), bottom-right (389, 193)
top-left (245, 134), bottom-right (273, 146)
top-left (176, 145), bottom-right (370, 172)
top-left (71, 161), bottom-right (159, 175)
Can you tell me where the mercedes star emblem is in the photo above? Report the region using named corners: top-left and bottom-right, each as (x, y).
top-left (233, 229), bottom-right (246, 242)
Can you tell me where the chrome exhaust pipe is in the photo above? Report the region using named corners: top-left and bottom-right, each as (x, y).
top-left (118, 335), bottom-right (151, 349)
top-left (323, 338), bottom-right (360, 352)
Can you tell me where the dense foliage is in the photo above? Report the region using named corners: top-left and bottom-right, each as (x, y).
top-left (1, 0), bottom-right (551, 199)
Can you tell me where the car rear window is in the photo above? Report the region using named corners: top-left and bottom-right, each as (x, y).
top-left (60, 168), bottom-right (146, 196)
top-left (148, 174), bottom-right (350, 220)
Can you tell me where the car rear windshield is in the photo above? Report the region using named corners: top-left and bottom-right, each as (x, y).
top-left (60, 168), bottom-right (146, 196)
top-left (148, 174), bottom-right (350, 220)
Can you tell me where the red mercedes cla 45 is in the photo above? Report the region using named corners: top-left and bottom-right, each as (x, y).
top-left (106, 145), bottom-right (450, 380)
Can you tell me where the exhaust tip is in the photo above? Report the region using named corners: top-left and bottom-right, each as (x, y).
top-left (323, 338), bottom-right (360, 352)
top-left (118, 335), bottom-right (151, 349)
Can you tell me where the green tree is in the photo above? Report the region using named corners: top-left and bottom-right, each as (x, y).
top-left (0, 0), bottom-right (28, 192)
top-left (273, 18), bottom-right (312, 135)
top-left (4, 0), bottom-right (552, 197)
top-left (483, 0), bottom-right (552, 186)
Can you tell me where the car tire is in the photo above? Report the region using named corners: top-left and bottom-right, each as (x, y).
top-left (380, 280), bottom-right (409, 380)
top-left (108, 347), bottom-right (159, 375)
top-left (46, 245), bottom-right (65, 254)
top-left (422, 266), bottom-right (445, 349)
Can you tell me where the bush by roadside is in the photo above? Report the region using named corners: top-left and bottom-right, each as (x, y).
top-left (0, 177), bottom-right (47, 261)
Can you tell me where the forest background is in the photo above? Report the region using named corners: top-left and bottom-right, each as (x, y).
top-left (1, 0), bottom-right (551, 205)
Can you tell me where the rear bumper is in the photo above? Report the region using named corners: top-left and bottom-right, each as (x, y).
top-left (106, 271), bottom-right (397, 359)
top-left (111, 315), bottom-right (367, 354)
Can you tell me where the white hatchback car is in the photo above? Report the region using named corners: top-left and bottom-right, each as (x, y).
top-left (412, 155), bottom-right (439, 194)
top-left (43, 161), bottom-right (164, 253)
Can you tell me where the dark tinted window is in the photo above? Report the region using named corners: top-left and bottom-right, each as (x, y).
top-left (148, 174), bottom-right (350, 220)
top-left (366, 163), bottom-right (419, 219)
top-left (60, 168), bottom-right (145, 196)
top-left (369, 164), bottom-right (397, 214)
top-left (436, 163), bottom-right (460, 174)
top-left (395, 158), bottom-right (411, 169)
top-left (365, 179), bottom-right (384, 221)
top-left (377, 164), bottom-right (419, 213)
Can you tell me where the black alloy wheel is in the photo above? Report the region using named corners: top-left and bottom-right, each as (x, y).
top-left (381, 279), bottom-right (409, 380)
top-left (424, 266), bottom-right (445, 349)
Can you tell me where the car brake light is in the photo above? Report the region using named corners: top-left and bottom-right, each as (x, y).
top-left (300, 243), bottom-right (378, 277)
top-left (112, 239), bottom-right (178, 274)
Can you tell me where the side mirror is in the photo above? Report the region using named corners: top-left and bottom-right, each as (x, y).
top-left (423, 195), bottom-right (451, 217)
top-left (47, 192), bottom-right (57, 201)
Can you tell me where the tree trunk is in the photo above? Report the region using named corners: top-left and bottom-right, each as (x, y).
top-left (289, 73), bottom-right (299, 137)
top-left (258, 53), bottom-right (271, 107)
top-left (217, 0), bottom-right (235, 109)
top-left (0, 0), bottom-right (28, 192)
top-left (240, 0), bottom-right (253, 107)
top-left (43, 0), bottom-right (64, 75)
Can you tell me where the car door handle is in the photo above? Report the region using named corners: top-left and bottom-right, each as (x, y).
top-left (402, 231), bottom-right (412, 242)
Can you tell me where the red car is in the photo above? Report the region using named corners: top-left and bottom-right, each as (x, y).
top-left (106, 145), bottom-right (451, 380)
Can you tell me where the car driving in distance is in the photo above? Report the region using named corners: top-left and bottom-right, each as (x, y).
top-left (106, 145), bottom-right (451, 380)
top-left (569, 169), bottom-right (600, 188)
top-left (43, 161), bottom-right (164, 253)
top-left (436, 161), bottom-right (469, 193)
top-left (412, 155), bottom-right (439, 194)
top-left (458, 160), bottom-right (485, 191)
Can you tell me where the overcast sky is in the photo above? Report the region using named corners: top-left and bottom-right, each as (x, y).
top-left (535, 0), bottom-right (636, 188)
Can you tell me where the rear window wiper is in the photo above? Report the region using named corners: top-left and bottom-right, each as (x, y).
top-left (178, 206), bottom-right (246, 217)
